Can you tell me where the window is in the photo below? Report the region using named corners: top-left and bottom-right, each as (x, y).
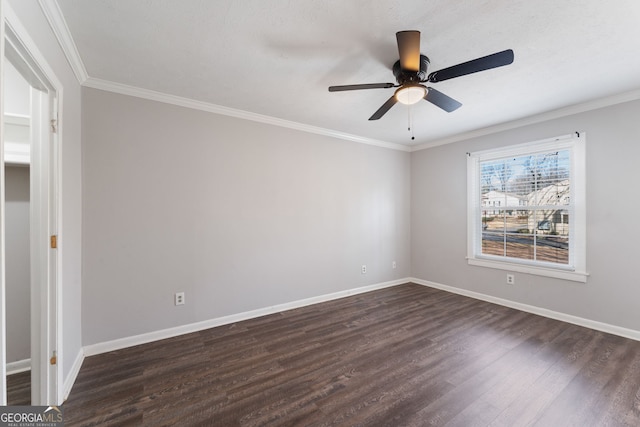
top-left (467, 133), bottom-right (587, 282)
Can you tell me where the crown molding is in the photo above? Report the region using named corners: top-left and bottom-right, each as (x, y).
top-left (411, 88), bottom-right (640, 152)
top-left (83, 77), bottom-right (411, 152)
top-left (38, 0), bottom-right (88, 84)
top-left (37, 1), bottom-right (406, 151)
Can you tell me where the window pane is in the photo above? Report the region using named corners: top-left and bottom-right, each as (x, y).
top-left (482, 209), bottom-right (533, 234)
top-left (534, 209), bottom-right (569, 237)
top-left (509, 213), bottom-right (530, 234)
top-left (534, 209), bottom-right (569, 264)
top-left (536, 235), bottom-right (569, 264)
top-left (482, 232), bottom-right (504, 256)
top-left (505, 234), bottom-right (535, 261)
top-left (482, 209), bottom-right (502, 232)
top-left (530, 181), bottom-right (570, 207)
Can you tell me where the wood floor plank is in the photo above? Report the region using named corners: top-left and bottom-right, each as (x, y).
top-left (6, 371), bottom-right (31, 406)
top-left (63, 283), bottom-right (640, 426)
top-left (488, 324), bottom-right (602, 426)
top-left (445, 320), bottom-right (569, 426)
top-left (531, 331), bottom-right (640, 426)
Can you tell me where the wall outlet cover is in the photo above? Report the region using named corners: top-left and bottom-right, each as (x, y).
top-left (175, 292), bottom-right (185, 305)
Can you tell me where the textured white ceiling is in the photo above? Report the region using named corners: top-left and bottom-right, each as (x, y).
top-left (56, 0), bottom-right (640, 147)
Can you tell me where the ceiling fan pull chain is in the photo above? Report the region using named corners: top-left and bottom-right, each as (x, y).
top-left (408, 105), bottom-right (415, 140)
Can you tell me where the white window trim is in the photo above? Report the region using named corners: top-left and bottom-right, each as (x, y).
top-left (467, 133), bottom-right (588, 283)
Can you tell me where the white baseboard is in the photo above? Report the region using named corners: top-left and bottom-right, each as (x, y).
top-left (63, 349), bottom-right (85, 402)
top-left (69, 276), bottom-right (639, 401)
top-left (84, 278), bottom-right (411, 357)
top-left (6, 359), bottom-right (30, 375)
top-left (411, 277), bottom-right (640, 342)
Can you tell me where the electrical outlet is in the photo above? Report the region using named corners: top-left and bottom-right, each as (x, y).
top-left (361, 265), bottom-right (367, 274)
top-left (175, 292), bottom-right (185, 305)
top-left (506, 274), bottom-right (515, 285)
top-left (392, 261), bottom-right (397, 269)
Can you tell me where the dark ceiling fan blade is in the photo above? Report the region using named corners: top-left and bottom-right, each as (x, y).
top-left (396, 30), bottom-right (421, 72)
top-left (424, 87), bottom-right (462, 112)
top-left (427, 49), bottom-right (514, 83)
top-left (369, 95), bottom-right (398, 120)
top-left (328, 83), bottom-right (395, 92)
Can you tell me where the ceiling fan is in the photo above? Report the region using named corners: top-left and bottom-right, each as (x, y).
top-left (328, 31), bottom-right (514, 121)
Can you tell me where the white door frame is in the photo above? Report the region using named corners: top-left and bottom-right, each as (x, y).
top-left (1, 1), bottom-right (62, 405)
top-left (0, 0), bottom-right (6, 406)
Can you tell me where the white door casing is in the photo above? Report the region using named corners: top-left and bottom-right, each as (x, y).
top-left (2, 0), bottom-right (62, 405)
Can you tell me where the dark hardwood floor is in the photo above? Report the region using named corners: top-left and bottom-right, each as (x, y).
top-left (6, 370), bottom-right (31, 406)
top-left (63, 283), bottom-right (640, 426)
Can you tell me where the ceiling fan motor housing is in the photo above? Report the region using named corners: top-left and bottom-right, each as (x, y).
top-left (393, 54), bottom-right (430, 85)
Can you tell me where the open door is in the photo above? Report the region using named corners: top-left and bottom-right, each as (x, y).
top-left (1, 5), bottom-right (61, 405)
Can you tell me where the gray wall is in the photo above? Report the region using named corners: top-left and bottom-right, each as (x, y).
top-left (8, 0), bottom-right (84, 382)
top-left (4, 166), bottom-right (30, 364)
top-left (411, 99), bottom-right (640, 332)
top-left (81, 88), bottom-right (411, 345)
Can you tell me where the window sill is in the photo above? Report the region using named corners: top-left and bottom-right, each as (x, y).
top-left (467, 258), bottom-right (588, 283)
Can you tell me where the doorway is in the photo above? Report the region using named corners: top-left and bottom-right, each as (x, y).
top-left (2, 14), bottom-right (60, 405)
top-left (4, 57), bottom-right (31, 405)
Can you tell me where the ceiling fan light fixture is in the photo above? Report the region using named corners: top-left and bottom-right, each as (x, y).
top-left (395, 85), bottom-right (426, 105)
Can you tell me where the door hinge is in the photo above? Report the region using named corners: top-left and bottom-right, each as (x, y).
top-left (51, 118), bottom-right (58, 134)
top-left (50, 351), bottom-right (57, 365)
top-left (51, 235), bottom-right (58, 249)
